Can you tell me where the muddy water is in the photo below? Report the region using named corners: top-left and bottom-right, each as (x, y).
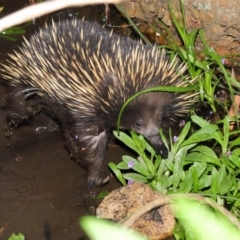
top-left (0, 2), bottom-right (127, 239)
top-left (0, 82), bottom-right (124, 239)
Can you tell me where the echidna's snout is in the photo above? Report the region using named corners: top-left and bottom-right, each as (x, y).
top-left (147, 134), bottom-right (168, 158)
top-left (140, 124), bottom-right (168, 158)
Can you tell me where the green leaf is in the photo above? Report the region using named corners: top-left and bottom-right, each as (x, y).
top-left (220, 155), bottom-right (235, 169)
top-left (185, 152), bottom-right (219, 165)
top-left (130, 131), bottom-right (145, 152)
top-left (218, 165), bottom-right (226, 183)
top-left (144, 139), bottom-right (156, 156)
top-left (116, 4), bottom-right (151, 46)
top-left (191, 166), bottom-right (199, 192)
top-left (154, 155), bottom-right (161, 171)
top-left (172, 121), bottom-right (191, 151)
top-left (0, 26), bottom-right (27, 41)
top-left (108, 162), bottom-right (126, 186)
top-left (213, 130), bottom-right (224, 147)
top-left (128, 131), bottom-right (156, 174)
top-left (156, 158), bottom-right (168, 177)
top-left (113, 131), bottom-right (140, 155)
top-left (198, 173), bottom-right (212, 190)
top-left (223, 116), bottom-right (230, 153)
top-left (229, 137), bottom-right (240, 149)
top-left (191, 145), bottom-right (218, 159)
top-left (173, 198), bottom-right (240, 240)
top-left (136, 156), bottom-right (146, 165)
top-left (172, 148), bottom-right (186, 192)
top-left (168, 0), bottom-right (186, 46)
top-left (123, 173), bottom-right (147, 183)
top-left (191, 115), bottom-right (210, 127)
top-left (8, 233), bottom-right (25, 240)
top-left (211, 168), bottom-right (219, 195)
top-left (155, 175), bottom-right (169, 194)
top-left (179, 170), bottom-right (193, 193)
top-left (159, 128), bottom-right (169, 151)
top-left (117, 161), bottom-right (129, 170)
top-left (231, 148), bottom-right (240, 157)
top-left (122, 155), bottom-right (150, 176)
top-left (80, 216), bottom-right (147, 240)
top-left (217, 165), bottom-right (233, 195)
top-left (2, 26), bottom-right (25, 35)
top-left (165, 160), bottom-right (175, 172)
top-left (94, 191), bottom-right (109, 199)
top-left (193, 162), bottom-right (208, 178)
top-left (229, 153), bottom-right (240, 168)
top-left (219, 178), bottom-right (234, 195)
top-left (180, 125), bottom-right (218, 147)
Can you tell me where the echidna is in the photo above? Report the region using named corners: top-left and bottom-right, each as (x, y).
top-left (1, 19), bottom-right (197, 187)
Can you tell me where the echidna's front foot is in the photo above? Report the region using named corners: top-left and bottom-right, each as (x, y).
top-left (3, 87), bottom-right (43, 126)
top-left (87, 164), bottom-right (110, 188)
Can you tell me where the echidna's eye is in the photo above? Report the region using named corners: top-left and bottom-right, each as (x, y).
top-left (135, 119), bottom-right (144, 129)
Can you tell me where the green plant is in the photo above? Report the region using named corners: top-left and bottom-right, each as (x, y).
top-left (119, 0), bottom-right (239, 114)
top-left (8, 233), bottom-right (25, 240)
top-left (173, 197), bottom-right (240, 240)
top-left (109, 115), bottom-right (240, 238)
top-left (80, 216), bottom-right (148, 240)
top-left (166, 0), bottom-right (240, 113)
top-left (0, 7), bottom-right (31, 41)
top-left (0, 26), bottom-right (27, 41)
top-left (110, 115), bottom-right (240, 213)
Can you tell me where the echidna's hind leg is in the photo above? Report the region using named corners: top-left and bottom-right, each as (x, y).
top-left (2, 87), bottom-right (43, 126)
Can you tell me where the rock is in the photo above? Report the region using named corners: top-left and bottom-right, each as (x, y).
top-left (96, 182), bottom-right (175, 240)
top-left (117, 0), bottom-right (240, 55)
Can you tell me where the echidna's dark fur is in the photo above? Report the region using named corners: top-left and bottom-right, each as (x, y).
top-left (1, 19), bottom-right (197, 187)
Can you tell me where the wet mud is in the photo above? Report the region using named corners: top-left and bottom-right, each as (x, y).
top-left (0, 84), bottom-right (123, 239)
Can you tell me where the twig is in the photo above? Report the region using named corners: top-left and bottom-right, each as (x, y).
top-left (120, 196), bottom-right (170, 227)
top-left (0, 0), bottom-right (122, 32)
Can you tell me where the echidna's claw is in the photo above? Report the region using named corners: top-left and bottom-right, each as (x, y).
top-left (3, 87), bottom-right (43, 126)
top-left (21, 87), bottom-right (44, 99)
